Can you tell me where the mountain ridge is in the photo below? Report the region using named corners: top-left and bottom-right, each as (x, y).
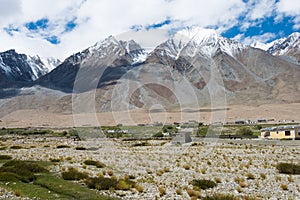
top-left (0, 28), bottom-right (299, 114)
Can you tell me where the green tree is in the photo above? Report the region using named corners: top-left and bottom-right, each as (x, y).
top-left (236, 127), bottom-right (253, 136)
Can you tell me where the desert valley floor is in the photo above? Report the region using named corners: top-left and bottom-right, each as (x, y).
top-left (0, 135), bottom-right (299, 199)
top-left (0, 103), bottom-right (299, 128)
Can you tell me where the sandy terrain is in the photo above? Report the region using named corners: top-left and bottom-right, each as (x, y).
top-left (0, 103), bottom-right (299, 128)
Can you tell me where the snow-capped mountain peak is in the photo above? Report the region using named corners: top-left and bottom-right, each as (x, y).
top-left (166, 27), bottom-right (246, 58)
top-left (175, 27), bottom-right (219, 45)
top-left (267, 32), bottom-right (300, 56)
top-left (72, 36), bottom-right (147, 65)
top-left (0, 49), bottom-right (60, 82)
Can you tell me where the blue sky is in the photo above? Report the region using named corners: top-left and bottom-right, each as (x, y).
top-left (0, 0), bottom-right (299, 59)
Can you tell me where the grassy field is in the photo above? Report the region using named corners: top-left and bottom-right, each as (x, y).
top-left (0, 159), bottom-right (116, 200)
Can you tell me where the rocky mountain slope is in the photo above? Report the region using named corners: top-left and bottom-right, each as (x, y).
top-left (1, 28), bottom-right (300, 114)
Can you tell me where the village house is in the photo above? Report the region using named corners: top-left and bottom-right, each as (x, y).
top-left (172, 129), bottom-right (192, 144)
top-left (260, 125), bottom-right (300, 140)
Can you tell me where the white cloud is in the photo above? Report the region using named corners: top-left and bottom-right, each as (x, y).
top-left (276, 0), bottom-right (300, 15)
top-left (276, 0), bottom-right (300, 30)
top-left (0, 0), bottom-right (297, 60)
top-left (0, 0), bottom-right (21, 25)
top-left (246, 0), bottom-right (276, 20)
top-left (236, 32), bottom-right (276, 45)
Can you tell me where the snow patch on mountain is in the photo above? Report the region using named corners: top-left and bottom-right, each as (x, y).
top-left (251, 40), bottom-right (273, 51)
top-left (252, 32), bottom-right (300, 58)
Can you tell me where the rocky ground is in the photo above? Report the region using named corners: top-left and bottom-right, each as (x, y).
top-left (0, 135), bottom-right (299, 199)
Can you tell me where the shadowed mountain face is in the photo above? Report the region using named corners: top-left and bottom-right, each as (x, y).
top-left (1, 28), bottom-right (300, 113)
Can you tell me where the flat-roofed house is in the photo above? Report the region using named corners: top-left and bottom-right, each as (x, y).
top-left (172, 129), bottom-right (192, 144)
top-left (260, 125), bottom-right (300, 140)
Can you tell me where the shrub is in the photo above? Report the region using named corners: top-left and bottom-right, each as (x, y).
top-left (153, 132), bottom-right (164, 137)
top-left (135, 184), bottom-right (144, 193)
top-left (50, 158), bottom-right (60, 163)
top-left (10, 145), bottom-right (23, 149)
top-left (183, 164), bottom-right (190, 170)
top-left (116, 180), bottom-right (135, 190)
top-left (85, 177), bottom-right (118, 190)
top-left (239, 182), bottom-right (248, 188)
top-left (0, 172), bottom-right (21, 181)
top-left (202, 193), bottom-right (238, 200)
top-left (83, 160), bottom-right (106, 168)
top-left (276, 163), bottom-right (300, 174)
top-left (158, 186), bottom-right (166, 196)
top-left (281, 184), bottom-right (288, 190)
top-left (56, 145), bottom-right (70, 149)
top-left (214, 177), bottom-right (222, 183)
top-left (14, 190), bottom-right (21, 197)
top-left (191, 179), bottom-right (217, 190)
top-left (0, 155), bottom-right (12, 160)
top-left (162, 125), bottom-right (178, 133)
top-left (260, 173), bottom-right (266, 179)
top-left (2, 160), bottom-right (47, 173)
top-left (107, 170), bottom-right (114, 176)
top-left (186, 189), bottom-right (201, 197)
top-left (75, 147), bottom-right (86, 150)
top-left (196, 126), bottom-right (208, 137)
top-left (132, 142), bottom-right (150, 147)
top-left (236, 127), bottom-right (253, 136)
top-left (0, 146), bottom-right (6, 150)
top-left (176, 188), bottom-right (182, 195)
top-left (246, 173), bottom-right (255, 180)
top-left (62, 168), bottom-right (89, 180)
top-left (0, 160), bottom-right (47, 182)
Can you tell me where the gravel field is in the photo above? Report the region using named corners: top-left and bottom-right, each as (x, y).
top-left (0, 135), bottom-right (299, 199)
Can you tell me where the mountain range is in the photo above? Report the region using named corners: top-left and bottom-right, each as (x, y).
top-left (0, 27), bottom-right (299, 115)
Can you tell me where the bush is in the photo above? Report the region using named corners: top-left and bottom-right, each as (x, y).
top-left (202, 193), bottom-right (238, 200)
top-left (236, 127), bottom-right (253, 136)
top-left (62, 168), bottom-right (89, 180)
top-left (83, 160), bottom-right (106, 168)
top-left (191, 179), bottom-right (217, 190)
top-left (254, 125), bottom-right (262, 130)
top-left (276, 163), bottom-right (300, 174)
top-left (10, 145), bottom-right (23, 149)
top-left (158, 186), bottom-right (166, 196)
top-left (196, 126), bottom-right (208, 137)
top-left (153, 132), bottom-right (164, 137)
top-left (85, 177), bottom-right (118, 190)
top-left (56, 145), bottom-right (70, 149)
top-left (75, 147), bottom-right (86, 150)
top-left (162, 125), bottom-right (178, 133)
top-left (85, 176), bottom-right (136, 191)
top-left (116, 179), bottom-right (135, 190)
top-left (0, 155), bottom-right (12, 160)
top-left (0, 172), bottom-right (21, 181)
top-left (246, 173), bottom-right (255, 180)
top-left (135, 184), bottom-right (144, 193)
top-left (183, 164), bottom-right (190, 170)
top-left (0, 146), bottom-right (6, 150)
top-left (50, 158), bottom-right (60, 163)
top-left (132, 142), bottom-right (150, 147)
top-left (0, 160), bottom-right (47, 182)
top-left (2, 160), bottom-right (47, 173)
